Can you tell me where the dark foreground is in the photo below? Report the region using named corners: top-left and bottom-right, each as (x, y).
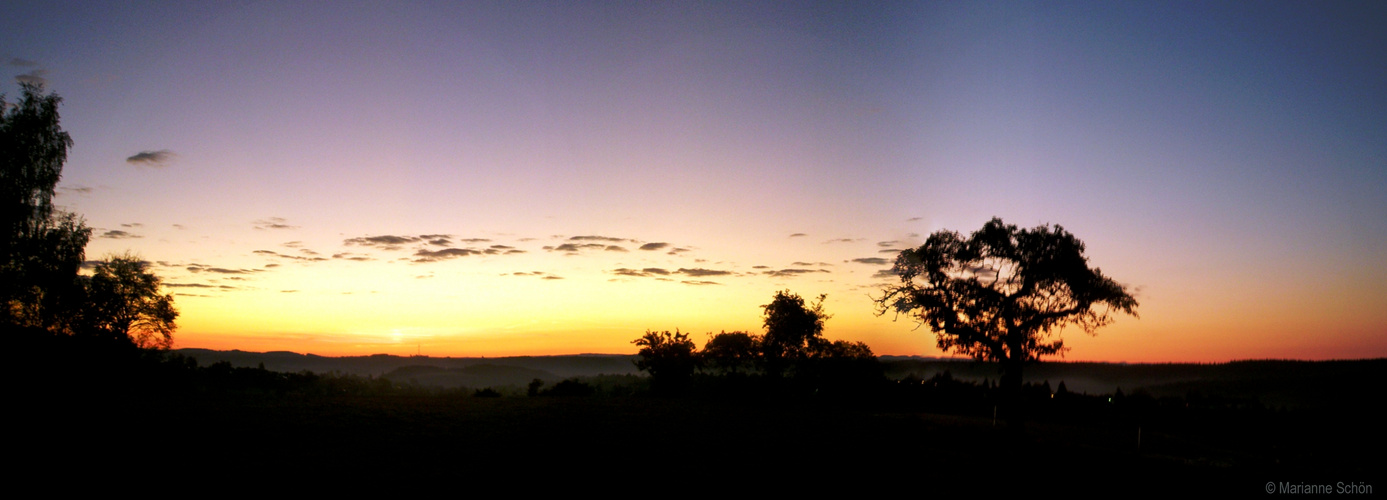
top-left (19, 390), bottom-right (1379, 494)
top-left (11, 331), bottom-right (1380, 492)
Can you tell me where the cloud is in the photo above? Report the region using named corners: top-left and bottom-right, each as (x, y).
top-left (638, 242), bottom-right (669, 251)
top-left (165, 283), bottom-right (216, 288)
top-left (339, 234), bottom-right (512, 256)
top-left (121, 223), bottom-right (144, 228)
top-left (125, 149), bottom-right (175, 167)
top-left (789, 233), bottom-right (807, 238)
top-left (253, 217), bottom-right (297, 230)
top-left (872, 269), bottom-right (898, 279)
top-left (823, 238), bottom-right (858, 244)
top-left (667, 247), bottom-right (691, 255)
top-left (505, 271), bottom-right (563, 280)
top-left (550, 243), bottom-right (607, 253)
top-left (331, 253), bottom-right (373, 262)
top-left (254, 249), bottom-right (327, 262)
top-left (605, 245), bottom-right (628, 252)
top-left (851, 257), bottom-right (891, 265)
top-left (99, 229), bottom-right (142, 239)
top-left (203, 268), bottom-right (253, 274)
top-left (58, 185), bottom-right (94, 196)
top-left (610, 267), bottom-right (672, 278)
top-left (165, 282), bottom-right (241, 293)
top-left (186, 264), bottom-right (261, 275)
top-left (763, 268), bottom-right (831, 278)
top-left (676, 268), bottom-right (731, 277)
top-left (14, 69), bottom-right (47, 86)
top-left (569, 235), bottom-right (630, 243)
top-left (8, 58), bottom-right (39, 67)
top-left (681, 280), bottom-right (721, 286)
top-left (344, 235), bottom-right (420, 248)
top-left (412, 248), bottom-right (480, 262)
top-left (877, 240), bottom-right (899, 247)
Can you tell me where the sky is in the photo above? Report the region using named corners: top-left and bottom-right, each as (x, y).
top-left (3, 1), bottom-right (1384, 362)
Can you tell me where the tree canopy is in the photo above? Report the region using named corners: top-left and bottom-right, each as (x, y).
top-left (701, 331), bottom-right (760, 375)
top-left (876, 218), bottom-right (1137, 362)
top-left (79, 255), bottom-right (178, 349)
top-left (875, 218), bottom-right (1136, 422)
top-left (761, 290), bottom-right (829, 365)
top-left (632, 329), bottom-right (698, 394)
top-left (2, 82), bottom-right (89, 329)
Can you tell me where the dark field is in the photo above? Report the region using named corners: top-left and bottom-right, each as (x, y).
top-left (13, 333), bottom-right (1381, 492)
top-left (21, 388), bottom-right (1379, 493)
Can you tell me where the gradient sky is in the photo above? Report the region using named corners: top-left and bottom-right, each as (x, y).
top-left (4, 1), bottom-right (1384, 361)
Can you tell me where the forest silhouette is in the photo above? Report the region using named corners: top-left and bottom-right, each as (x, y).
top-left (6, 84), bottom-right (1382, 491)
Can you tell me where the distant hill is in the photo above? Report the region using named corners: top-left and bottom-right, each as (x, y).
top-left (176, 349), bottom-right (1384, 410)
top-left (175, 349), bottom-right (641, 382)
top-left (880, 357), bottom-right (1387, 410)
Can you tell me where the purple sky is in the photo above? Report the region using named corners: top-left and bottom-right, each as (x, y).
top-left (4, 2), bottom-right (1384, 360)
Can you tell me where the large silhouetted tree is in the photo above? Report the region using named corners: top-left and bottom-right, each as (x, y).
top-left (875, 217), bottom-right (1137, 426)
top-left (2, 82), bottom-right (90, 329)
top-left (761, 290), bottom-right (829, 376)
top-left (78, 255), bottom-right (178, 349)
top-left (701, 330), bottom-right (760, 375)
top-left (633, 329), bottom-right (698, 394)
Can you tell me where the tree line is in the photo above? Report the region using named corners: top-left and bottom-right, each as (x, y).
top-left (633, 290), bottom-right (881, 395)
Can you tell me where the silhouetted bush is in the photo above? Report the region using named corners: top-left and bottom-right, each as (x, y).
top-left (543, 378), bottom-right (594, 397)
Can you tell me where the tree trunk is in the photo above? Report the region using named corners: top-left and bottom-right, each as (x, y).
top-left (1000, 356), bottom-right (1026, 434)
